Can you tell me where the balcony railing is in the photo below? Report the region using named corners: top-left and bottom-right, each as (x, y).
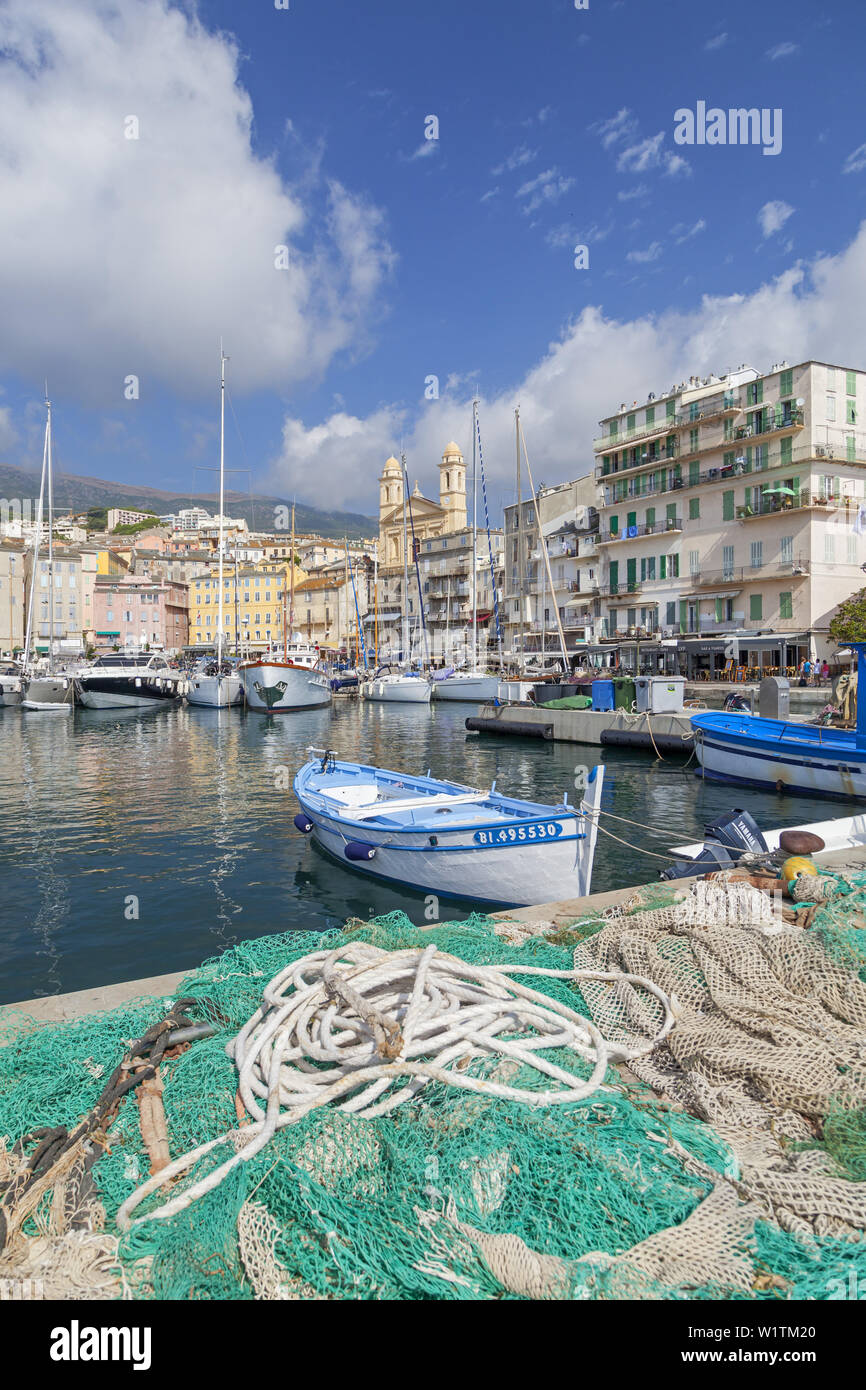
top-left (734, 407), bottom-right (804, 439)
top-left (683, 561), bottom-right (810, 588)
top-left (593, 417), bottom-right (678, 453)
top-left (600, 579), bottom-right (643, 597)
top-left (736, 489), bottom-right (845, 520)
top-left (599, 518), bottom-right (682, 543)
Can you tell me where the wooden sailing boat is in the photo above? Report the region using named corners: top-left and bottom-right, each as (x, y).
top-left (188, 348), bottom-right (243, 707)
top-left (22, 394), bottom-right (73, 712)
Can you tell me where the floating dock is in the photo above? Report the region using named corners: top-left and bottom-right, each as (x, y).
top-left (467, 702), bottom-right (695, 752)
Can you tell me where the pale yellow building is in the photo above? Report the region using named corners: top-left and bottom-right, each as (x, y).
top-left (0, 542), bottom-right (26, 656)
top-left (189, 559), bottom-right (306, 651)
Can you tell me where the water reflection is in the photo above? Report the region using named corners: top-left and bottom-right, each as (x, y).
top-left (0, 700), bottom-right (835, 1003)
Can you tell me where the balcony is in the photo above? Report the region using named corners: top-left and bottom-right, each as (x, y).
top-left (683, 561), bottom-right (810, 590)
top-left (674, 395), bottom-right (742, 427)
top-left (593, 417), bottom-right (678, 454)
top-left (599, 580), bottom-right (644, 598)
top-left (734, 407), bottom-right (804, 440)
top-left (599, 518), bottom-right (682, 544)
top-left (736, 489), bottom-right (844, 521)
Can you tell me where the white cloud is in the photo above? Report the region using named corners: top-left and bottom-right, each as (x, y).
top-left (705, 33), bottom-right (727, 50)
top-left (0, 407), bottom-right (18, 453)
top-left (758, 200), bottom-right (795, 238)
top-left (0, 0), bottom-right (395, 401)
top-left (267, 223), bottom-right (866, 513)
top-left (480, 187), bottom-right (500, 203)
top-left (843, 144), bottom-right (866, 175)
top-left (516, 168), bottom-right (574, 214)
top-left (626, 241), bottom-right (663, 264)
top-left (491, 143), bottom-right (538, 176)
top-left (597, 111), bottom-right (690, 179)
top-left (767, 41), bottom-right (799, 60)
top-left (617, 184), bottom-right (649, 202)
top-left (408, 140), bottom-right (439, 161)
top-left (674, 219), bottom-right (707, 244)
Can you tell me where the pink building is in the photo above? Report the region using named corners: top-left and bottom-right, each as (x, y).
top-left (93, 574), bottom-right (188, 653)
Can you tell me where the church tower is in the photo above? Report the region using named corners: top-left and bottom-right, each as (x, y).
top-left (379, 455), bottom-right (403, 565)
top-left (438, 443), bottom-right (467, 533)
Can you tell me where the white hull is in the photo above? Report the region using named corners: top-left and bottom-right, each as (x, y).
top-left (432, 674), bottom-right (505, 702)
top-left (187, 673), bottom-right (244, 707)
top-left (77, 688), bottom-right (179, 709)
top-left (241, 660), bottom-right (331, 712)
top-left (361, 676), bottom-right (432, 703)
top-left (694, 736), bottom-right (866, 800)
top-left (0, 682), bottom-right (22, 706)
top-left (22, 676), bottom-right (72, 711)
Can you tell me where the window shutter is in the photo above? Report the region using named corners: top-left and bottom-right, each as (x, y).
top-left (715, 598), bottom-right (723, 621)
top-left (722, 490), bottom-right (734, 521)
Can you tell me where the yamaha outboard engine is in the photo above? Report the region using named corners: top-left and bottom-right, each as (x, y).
top-left (660, 808), bottom-right (768, 881)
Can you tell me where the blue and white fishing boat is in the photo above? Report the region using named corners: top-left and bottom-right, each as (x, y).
top-left (293, 748), bottom-right (604, 907)
top-left (692, 643), bottom-right (866, 800)
top-left (690, 711), bottom-right (866, 800)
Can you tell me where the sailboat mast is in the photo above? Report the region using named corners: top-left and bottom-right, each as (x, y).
top-left (217, 348), bottom-right (226, 668)
top-left (471, 400), bottom-right (478, 672)
top-left (289, 503), bottom-right (296, 640)
top-left (46, 398), bottom-right (54, 674)
top-left (515, 407), bottom-right (523, 673)
top-left (24, 408), bottom-right (49, 671)
top-left (401, 452), bottom-right (409, 665)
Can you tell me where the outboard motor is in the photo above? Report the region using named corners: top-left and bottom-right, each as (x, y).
top-left (660, 808), bottom-right (768, 881)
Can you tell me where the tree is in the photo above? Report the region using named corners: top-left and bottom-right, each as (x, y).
top-left (828, 587), bottom-right (866, 644)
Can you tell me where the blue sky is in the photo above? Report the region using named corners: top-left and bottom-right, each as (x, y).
top-left (0, 0), bottom-right (864, 518)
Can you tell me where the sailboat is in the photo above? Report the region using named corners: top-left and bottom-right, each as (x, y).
top-left (188, 348), bottom-right (243, 708)
top-left (239, 503), bottom-right (331, 712)
top-left (21, 395), bottom-right (73, 712)
top-left (361, 453), bottom-right (432, 704)
top-left (433, 401), bottom-right (506, 703)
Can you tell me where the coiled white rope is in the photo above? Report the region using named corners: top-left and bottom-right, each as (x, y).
top-left (116, 943), bottom-right (677, 1230)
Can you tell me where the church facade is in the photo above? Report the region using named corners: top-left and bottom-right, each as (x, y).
top-left (378, 444), bottom-right (467, 570)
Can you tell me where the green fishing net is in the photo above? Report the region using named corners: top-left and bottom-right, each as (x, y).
top-left (0, 900), bottom-right (864, 1301)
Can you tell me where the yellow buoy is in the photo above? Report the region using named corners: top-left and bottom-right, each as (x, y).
top-left (781, 855), bottom-right (817, 883)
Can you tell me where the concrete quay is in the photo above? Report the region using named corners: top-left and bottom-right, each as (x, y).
top-left (468, 701), bottom-right (695, 751)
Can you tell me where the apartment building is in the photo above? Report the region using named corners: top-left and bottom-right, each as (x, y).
top-left (503, 478), bottom-right (599, 660)
top-left (107, 508), bottom-right (155, 529)
top-left (593, 360), bottom-right (866, 673)
top-left (296, 561), bottom-right (371, 654)
top-left (93, 573), bottom-right (189, 653)
top-left (24, 548), bottom-right (86, 656)
top-left (188, 559), bottom-right (312, 652)
top-left (0, 542), bottom-right (26, 656)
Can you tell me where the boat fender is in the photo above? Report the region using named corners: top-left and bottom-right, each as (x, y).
top-left (345, 840), bottom-right (377, 861)
top-left (293, 813), bottom-right (314, 834)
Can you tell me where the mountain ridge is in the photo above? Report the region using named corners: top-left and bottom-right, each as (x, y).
top-left (0, 462), bottom-right (376, 540)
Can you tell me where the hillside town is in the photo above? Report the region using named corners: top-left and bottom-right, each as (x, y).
top-left (1, 356), bottom-right (864, 680)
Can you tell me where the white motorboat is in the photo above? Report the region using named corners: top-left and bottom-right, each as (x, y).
top-left (294, 749), bottom-right (605, 907)
top-left (240, 635), bottom-right (331, 712)
top-left (431, 670), bottom-right (505, 702)
top-left (360, 668), bottom-right (432, 703)
top-left (22, 673), bottom-right (73, 712)
top-left (0, 663), bottom-right (23, 706)
top-left (76, 654), bottom-right (185, 709)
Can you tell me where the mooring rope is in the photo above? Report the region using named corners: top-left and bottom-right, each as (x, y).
top-left (116, 943), bottom-right (676, 1230)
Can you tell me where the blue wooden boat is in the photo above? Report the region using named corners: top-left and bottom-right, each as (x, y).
top-left (293, 748), bottom-right (604, 907)
top-left (692, 644), bottom-right (866, 800)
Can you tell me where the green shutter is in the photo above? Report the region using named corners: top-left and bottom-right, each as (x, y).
top-left (627, 413), bottom-right (635, 431)
top-left (750, 593), bottom-right (763, 621)
top-left (646, 406), bottom-right (655, 425)
top-left (756, 380), bottom-right (763, 404)
top-left (689, 497), bottom-right (700, 520)
top-left (646, 507), bottom-right (656, 527)
top-left (672, 553), bottom-right (680, 578)
top-left (689, 460), bottom-right (699, 486)
top-left (666, 399), bottom-right (675, 419)
top-left (780, 591), bottom-right (793, 620)
top-left (846, 370), bottom-right (857, 397)
top-left (627, 558), bottom-right (637, 589)
top-left (780, 436), bottom-right (792, 465)
top-left (609, 560), bottom-right (618, 592)
top-left (640, 557), bottom-right (647, 582)
top-left (715, 598), bottom-right (723, 621)
top-left (666, 502), bottom-right (677, 522)
top-left (848, 435), bottom-right (857, 462)
top-left (609, 514), bottom-right (618, 535)
top-left (780, 368), bottom-right (793, 397)
top-left (723, 451), bottom-right (734, 469)
top-left (660, 554), bottom-right (667, 578)
top-left (627, 511), bottom-right (637, 529)
top-left (678, 599), bottom-right (687, 633)
top-left (744, 447), bottom-right (752, 473)
top-left (609, 420), bottom-right (618, 437)
top-left (792, 475), bottom-right (800, 502)
top-left (722, 490), bottom-right (734, 521)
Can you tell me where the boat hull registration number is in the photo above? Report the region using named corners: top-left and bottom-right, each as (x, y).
top-left (473, 822), bottom-right (563, 845)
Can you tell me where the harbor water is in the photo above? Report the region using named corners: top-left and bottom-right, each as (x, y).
top-left (0, 700), bottom-right (838, 1005)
